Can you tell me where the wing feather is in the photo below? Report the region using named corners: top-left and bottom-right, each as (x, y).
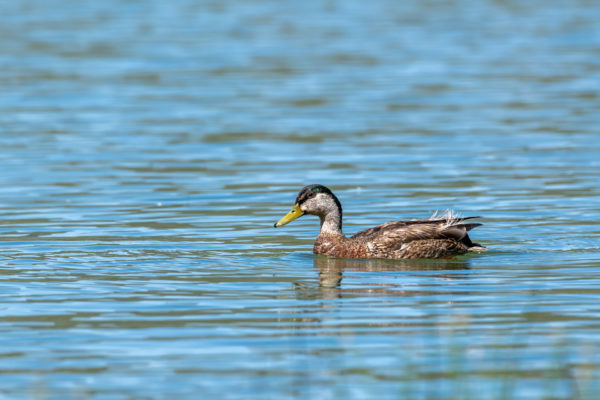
top-left (351, 217), bottom-right (483, 253)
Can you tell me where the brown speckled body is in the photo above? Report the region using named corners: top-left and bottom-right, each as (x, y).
top-left (275, 184), bottom-right (486, 260)
top-left (314, 221), bottom-right (474, 259)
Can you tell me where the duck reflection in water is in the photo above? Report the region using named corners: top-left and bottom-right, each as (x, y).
top-left (315, 255), bottom-right (470, 287)
top-left (294, 255), bottom-right (471, 299)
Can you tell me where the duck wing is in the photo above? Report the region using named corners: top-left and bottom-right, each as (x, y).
top-left (351, 217), bottom-right (482, 250)
top-left (352, 216), bottom-right (480, 240)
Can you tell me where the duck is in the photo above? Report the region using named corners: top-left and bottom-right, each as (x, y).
top-left (274, 184), bottom-right (486, 259)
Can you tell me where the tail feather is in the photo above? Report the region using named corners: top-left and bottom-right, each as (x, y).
top-left (440, 223), bottom-right (477, 240)
top-left (468, 244), bottom-right (488, 252)
top-left (432, 212), bottom-right (485, 253)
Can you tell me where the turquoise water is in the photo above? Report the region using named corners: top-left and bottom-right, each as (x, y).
top-left (1, 0), bottom-right (600, 398)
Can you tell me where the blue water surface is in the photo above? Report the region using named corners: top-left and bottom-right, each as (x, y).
top-left (1, 0), bottom-right (600, 398)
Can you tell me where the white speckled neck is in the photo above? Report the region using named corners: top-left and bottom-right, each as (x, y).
top-left (319, 209), bottom-right (343, 236)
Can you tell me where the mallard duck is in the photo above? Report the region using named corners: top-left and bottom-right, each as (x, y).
top-left (274, 184), bottom-right (486, 259)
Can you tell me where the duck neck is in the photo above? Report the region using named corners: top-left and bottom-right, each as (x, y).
top-left (319, 207), bottom-right (343, 236)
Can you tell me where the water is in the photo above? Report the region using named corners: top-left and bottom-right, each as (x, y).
top-left (1, 0), bottom-right (600, 398)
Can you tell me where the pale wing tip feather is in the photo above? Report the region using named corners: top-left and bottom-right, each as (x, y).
top-left (429, 209), bottom-right (463, 227)
top-left (463, 223), bottom-right (482, 231)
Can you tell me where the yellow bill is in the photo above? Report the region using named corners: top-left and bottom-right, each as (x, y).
top-left (274, 204), bottom-right (304, 227)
